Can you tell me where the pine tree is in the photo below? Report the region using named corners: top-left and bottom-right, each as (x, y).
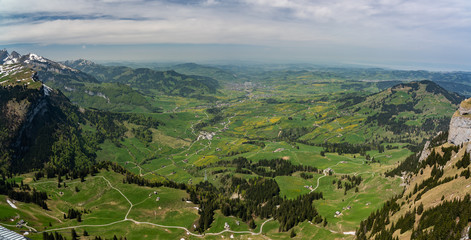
top-left (417, 203), bottom-right (424, 215)
top-left (71, 228), bottom-right (78, 240)
top-left (249, 219), bottom-right (256, 229)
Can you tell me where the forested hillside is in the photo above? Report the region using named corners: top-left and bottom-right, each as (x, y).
top-left (64, 59), bottom-right (220, 98)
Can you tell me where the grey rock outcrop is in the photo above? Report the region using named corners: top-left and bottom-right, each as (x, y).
top-left (448, 98), bottom-right (471, 145)
top-left (419, 141), bottom-right (431, 162)
top-left (459, 106), bottom-right (471, 115)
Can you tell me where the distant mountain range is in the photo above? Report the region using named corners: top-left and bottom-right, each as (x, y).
top-left (156, 62), bottom-right (238, 82)
top-left (1, 50), bottom-right (223, 112)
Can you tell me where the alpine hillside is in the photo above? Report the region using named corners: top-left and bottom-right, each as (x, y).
top-left (357, 97), bottom-right (471, 240)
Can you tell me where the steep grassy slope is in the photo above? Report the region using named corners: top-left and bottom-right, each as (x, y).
top-left (356, 99), bottom-right (471, 240)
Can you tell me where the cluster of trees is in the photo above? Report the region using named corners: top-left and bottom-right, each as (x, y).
top-left (225, 150), bottom-right (249, 157)
top-left (206, 107), bottom-right (222, 114)
top-left (385, 144), bottom-right (399, 150)
top-left (190, 176), bottom-right (280, 232)
top-left (429, 131), bottom-right (448, 148)
top-left (277, 127), bottom-right (313, 141)
top-left (455, 152), bottom-right (470, 169)
top-left (242, 140), bottom-right (266, 148)
top-left (193, 107), bottom-right (226, 132)
top-left (43, 230), bottom-right (127, 240)
top-left (7, 189), bottom-right (48, 210)
top-left (276, 192), bottom-right (324, 231)
top-left (193, 122), bottom-right (208, 132)
top-left (132, 127), bottom-right (153, 144)
top-left (42, 232), bottom-right (67, 240)
top-left (64, 208), bottom-right (83, 222)
top-left (385, 153), bottom-right (420, 177)
top-left (391, 209), bottom-right (415, 234)
top-left (320, 142), bottom-right (378, 155)
top-left (365, 154), bottom-right (380, 163)
top-left (460, 168), bottom-right (470, 179)
top-left (204, 157), bottom-right (319, 178)
top-left (300, 172), bottom-right (313, 179)
top-left (34, 164), bottom-right (100, 182)
top-left (336, 93), bottom-right (367, 109)
top-left (0, 176), bottom-right (48, 209)
top-left (334, 175), bottom-right (362, 194)
top-left (191, 172), bottom-right (325, 233)
top-left (208, 114), bottom-right (224, 125)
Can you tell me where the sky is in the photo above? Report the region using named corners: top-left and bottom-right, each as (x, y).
top-left (1, 0), bottom-right (471, 70)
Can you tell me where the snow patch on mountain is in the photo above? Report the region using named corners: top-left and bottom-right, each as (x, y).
top-left (24, 53), bottom-right (47, 63)
top-left (43, 84), bottom-right (52, 96)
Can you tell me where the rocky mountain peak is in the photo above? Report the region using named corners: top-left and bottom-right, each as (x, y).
top-left (10, 51), bottom-right (20, 59)
top-left (0, 49), bottom-right (8, 63)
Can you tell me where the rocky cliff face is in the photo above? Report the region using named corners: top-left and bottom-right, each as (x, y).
top-left (448, 98), bottom-right (471, 145)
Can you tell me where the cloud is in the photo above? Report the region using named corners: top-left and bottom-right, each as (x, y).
top-left (0, 0), bottom-right (470, 66)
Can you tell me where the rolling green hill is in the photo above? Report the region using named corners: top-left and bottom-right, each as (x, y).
top-left (354, 80), bottom-right (463, 140)
top-left (160, 63), bottom-right (238, 83)
top-left (64, 59), bottom-right (220, 99)
top-left (272, 80), bottom-right (463, 146)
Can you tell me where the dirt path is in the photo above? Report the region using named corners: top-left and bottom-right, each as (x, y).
top-left (39, 176), bottom-right (274, 237)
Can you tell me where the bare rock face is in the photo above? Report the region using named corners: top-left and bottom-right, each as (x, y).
top-left (419, 141), bottom-right (431, 162)
top-left (448, 98), bottom-right (471, 145)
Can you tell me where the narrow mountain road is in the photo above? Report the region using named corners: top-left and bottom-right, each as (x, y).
top-left (310, 160), bottom-right (349, 193)
top-left (310, 174), bottom-right (327, 193)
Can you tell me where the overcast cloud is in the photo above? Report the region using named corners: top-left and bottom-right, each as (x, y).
top-left (1, 0), bottom-right (470, 69)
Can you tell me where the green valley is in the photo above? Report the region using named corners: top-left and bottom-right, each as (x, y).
top-left (0, 50), bottom-right (469, 240)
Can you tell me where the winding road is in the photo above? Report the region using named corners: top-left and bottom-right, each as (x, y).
top-left (38, 175), bottom-right (273, 237)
